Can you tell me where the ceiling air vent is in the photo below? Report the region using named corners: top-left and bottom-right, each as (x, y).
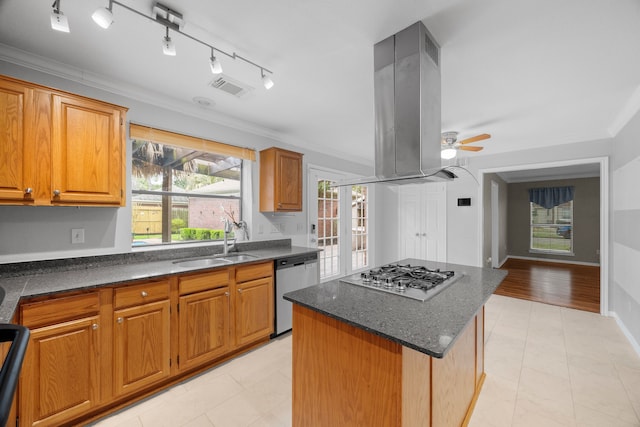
top-left (209, 74), bottom-right (254, 98)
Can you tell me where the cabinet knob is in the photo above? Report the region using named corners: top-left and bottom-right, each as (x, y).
top-left (53, 189), bottom-right (61, 197)
top-left (224, 292), bottom-right (230, 297)
top-left (24, 187), bottom-right (33, 194)
top-left (141, 291), bottom-right (148, 297)
top-left (237, 289), bottom-right (243, 294)
top-left (117, 317), bottom-right (124, 324)
top-left (92, 323), bottom-right (99, 330)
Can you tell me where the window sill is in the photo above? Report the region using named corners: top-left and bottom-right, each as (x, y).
top-left (529, 249), bottom-right (575, 257)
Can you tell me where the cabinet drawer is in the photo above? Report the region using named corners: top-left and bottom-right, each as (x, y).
top-left (235, 261), bottom-right (273, 283)
top-left (114, 280), bottom-right (169, 309)
top-left (21, 292), bottom-right (99, 329)
top-left (179, 268), bottom-right (230, 295)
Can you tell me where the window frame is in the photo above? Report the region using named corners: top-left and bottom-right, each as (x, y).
top-left (129, 124), bottom-right (254, 247)
top-left (529, 200), bottom-right (574, 255)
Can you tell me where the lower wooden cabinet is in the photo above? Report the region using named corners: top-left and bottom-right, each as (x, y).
top-left (235, 276), bottom-right (274, 347)
top-left (17, 262), bottom-right (274, 425)
top-left (19, 293), bottom-right (102, 427)
top-left (178, 287), bottom-right (230, 371)
top-left (113, 299), bottom-right (171, 396)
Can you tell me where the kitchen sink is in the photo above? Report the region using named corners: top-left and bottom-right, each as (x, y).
top-left (172, 258), bottom-right (233, 268)
top-left (217, 253), bottom-right (258, 262)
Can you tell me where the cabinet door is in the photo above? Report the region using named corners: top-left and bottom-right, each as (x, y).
top-left (234, 277), bottom-right (274, 347)
top-left (0, 79), bottom-right (50, 203)
top-left (19, 316), bottom-right (101, 427)
top-left (113, 300), bottom-right (170, 396)
top-left (51, 94), bottom-right (124, 205)
top-left (275, 150), bottom-right (302, 211)
top-left (178, 287), bottom-right (230, 371)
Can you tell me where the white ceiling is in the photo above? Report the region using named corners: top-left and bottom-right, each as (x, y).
top-left (1, 0), bottom-right (640, 166)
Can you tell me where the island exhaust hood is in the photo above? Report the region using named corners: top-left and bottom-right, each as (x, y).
top-left (336, 21), bottom-right (455, 186)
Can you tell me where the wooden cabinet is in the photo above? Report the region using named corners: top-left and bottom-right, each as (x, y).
top-left (15, 262), bottom-right (275, 425)
top-left (0, 75), bottom-right (126, 206)
top-left (19, 292), bottom-right (102, 427)
top-left (233, 262), bottom-right (274, 347)
top-left (178, 269), bottom-right (231, 372)
top-left (259, 147), bottom-right (303, 212)
top-left (113, 280), bottom-right (171, 396)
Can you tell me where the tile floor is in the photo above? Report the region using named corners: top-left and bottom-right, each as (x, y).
top-left (93, 295), bottom-right (640, 427)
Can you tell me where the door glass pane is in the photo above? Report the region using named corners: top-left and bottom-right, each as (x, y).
top-left (317, 179), bottom-right (340, 278)
top-left (351, 185), bottom-right (368, 270)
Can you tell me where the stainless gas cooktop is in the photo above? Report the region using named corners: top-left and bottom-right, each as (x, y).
top-left (340, 263), bottom-right (463, 301)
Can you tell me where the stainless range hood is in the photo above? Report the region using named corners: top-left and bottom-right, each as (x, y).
top-left (336, 21), bottom-right (455, 186)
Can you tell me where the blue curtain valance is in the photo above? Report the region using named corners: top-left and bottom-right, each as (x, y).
top-left (528, 186), bottom-right (574, 209)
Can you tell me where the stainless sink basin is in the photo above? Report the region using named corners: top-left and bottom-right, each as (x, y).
top-left (217, 253), bottom-right (258, 262)
top-left (173, 258), bottom-right (233, 268)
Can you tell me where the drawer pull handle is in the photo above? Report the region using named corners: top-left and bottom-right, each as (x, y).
top-left (117, 317), bottom-right (123, 324)
top-left (141, 291), bottom-right (148, 297)
top-left (92, 323), bottom-right (98, 330)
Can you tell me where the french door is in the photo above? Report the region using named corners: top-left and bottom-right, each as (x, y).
top-left (307, 167), bottom-right (371, 281)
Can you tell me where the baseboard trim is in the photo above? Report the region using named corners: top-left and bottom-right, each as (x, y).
top-left (505, 255), bottom-right (600, 267)
top-left (609, 311), bottom-right (640, 358)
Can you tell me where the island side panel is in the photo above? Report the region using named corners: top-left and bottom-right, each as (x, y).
top-left (402, 347), bottom-right (431, 427)
top-left (292, 305), bottom-right (402, 427)
top-left (431, 314), bottom-right (478, 426)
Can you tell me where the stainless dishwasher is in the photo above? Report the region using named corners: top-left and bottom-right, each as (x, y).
top-left (274, 252), bottom-right (319, 336)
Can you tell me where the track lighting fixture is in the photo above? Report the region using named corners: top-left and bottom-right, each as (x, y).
top-left (209, 48), bottom-right (223, 74)
top-left (50, 0), bottom-right (70, 33)
top-left (61, 1), bottom-right (275, 90)
top-left (162, 27), bottom-right (176, 56)
top-left (261, 69), bottom-right (274, 90)
top-left (92, 0), bottom-right (114, 29)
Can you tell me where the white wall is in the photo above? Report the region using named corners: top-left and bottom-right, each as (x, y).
top-left (610, 107), bottom-right (640, 350)
top-left (0, 61), bottom-right (372, 263)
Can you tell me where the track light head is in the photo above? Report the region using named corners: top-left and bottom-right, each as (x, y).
top-left (162, 27), bottom-right (176, 56)
top-left (50, 0), bottom-right (70, 32)
top-left (92, 1), bottom-right (114, 29)
top-left (261, 69), bottom-right (274, 90)
top-left (209, 49), bottom-right (222, 74)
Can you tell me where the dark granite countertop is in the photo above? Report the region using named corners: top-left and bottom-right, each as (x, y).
top-left (0, 240), bottom-right (319, 323)
top-left (283, 258), bottom-right (507, 358)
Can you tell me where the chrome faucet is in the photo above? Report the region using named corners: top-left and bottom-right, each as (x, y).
top-left (222, 218), bottom-right (236, 255)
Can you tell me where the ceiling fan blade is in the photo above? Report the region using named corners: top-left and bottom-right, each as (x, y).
top-left (459, 145), bottom-right (483, 152)
top-left (459, 133), bottom-right (491, 145)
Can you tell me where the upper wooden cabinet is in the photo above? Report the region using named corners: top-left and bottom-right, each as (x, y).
top-left (259, 147), bottom-right (303, 212)
top-left (0, 75), bottom-right (127, 206)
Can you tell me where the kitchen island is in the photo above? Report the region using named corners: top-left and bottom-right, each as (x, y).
top-left (284, 259), bottom-right (507, 427)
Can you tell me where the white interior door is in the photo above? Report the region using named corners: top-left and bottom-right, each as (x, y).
top-left (398, 183), bottom-right (447, 262)
top-left (491, 180), bottom-right (499, 268)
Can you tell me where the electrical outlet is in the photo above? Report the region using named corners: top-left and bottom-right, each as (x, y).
top-left (71, 228), bottom-right (85, 244)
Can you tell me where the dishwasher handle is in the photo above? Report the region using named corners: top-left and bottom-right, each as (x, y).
top-left (0, 324), bottom-right (29, 426)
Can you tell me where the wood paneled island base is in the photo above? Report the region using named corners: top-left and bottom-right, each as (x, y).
top-left (291, 304), bottom-right (485, 427)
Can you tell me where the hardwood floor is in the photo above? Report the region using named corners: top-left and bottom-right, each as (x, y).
top-left (495, 258), bottom-right (600, 313)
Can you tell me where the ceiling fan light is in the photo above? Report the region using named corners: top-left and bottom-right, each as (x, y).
top-left (92, 6), bottom-right (113, 29)
top-left (50, 9), bottom-right (70, 32)
top-left (441, 148), bottom-right (457, 160)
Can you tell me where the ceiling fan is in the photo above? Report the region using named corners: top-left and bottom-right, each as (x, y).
top-left (440, 131), bottom-right (491, 159)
